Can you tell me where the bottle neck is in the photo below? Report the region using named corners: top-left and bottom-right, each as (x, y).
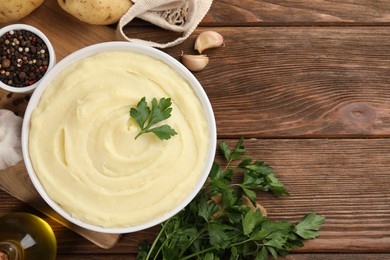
top-left (0, 241), bottom-right (23, 260)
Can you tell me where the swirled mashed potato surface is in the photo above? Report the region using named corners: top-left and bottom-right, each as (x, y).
top-left (29, 51), bottom-right (209, 228)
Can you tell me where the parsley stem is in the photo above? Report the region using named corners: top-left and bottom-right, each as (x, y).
top-left (230, 238), bottom-right (253, 247)
top-left (152, 237), bottom-right (169, 260)
top-left (181, 238), bottom-right (255, 260)
top-left (145, 218), bottom-right (171, 260)
top-left (180, 240), bottom-right (254, 260)
top-left (180, 246), bottom-right (217, 260)
top-left (223, 160), bottom-right (233, 171)
top-left (134, 130), bottom-right (145, 139)
top-left (178, 228), bottom-right (208, 258)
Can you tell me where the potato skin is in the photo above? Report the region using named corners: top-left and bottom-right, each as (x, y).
top-left (58, 0), bottom-right (132, 25)
top-left (0, 0), bottom-right (45, 23)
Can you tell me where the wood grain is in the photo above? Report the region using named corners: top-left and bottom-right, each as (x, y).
top-left (203, 0), bottom-right (390, 25)
top-left (161, 27), bottom-right (390, 138)
top-left (0, 91), bottom-right (30, 117)
top-left (92, 25), bottom-right (390, 139)
top-left (2, 0), bottom-right (390, 259)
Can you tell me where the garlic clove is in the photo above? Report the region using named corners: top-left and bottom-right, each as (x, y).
top-left (0, 109), bottom-right (23, 170)
top-left (181, 54), bottom-right (209, 72)
top-left (194, 31), bottom-right (224, 54)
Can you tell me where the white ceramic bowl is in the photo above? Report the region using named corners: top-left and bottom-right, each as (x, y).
top-left (0, 24), bottom-right (56, 93)
top-left (22, 42), bottom-right (216, 233)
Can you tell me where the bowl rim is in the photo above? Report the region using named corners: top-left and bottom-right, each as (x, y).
top-left (0, 23), bottom-right (56, 93)
top-left (22, 41), bottom-right (217, 234)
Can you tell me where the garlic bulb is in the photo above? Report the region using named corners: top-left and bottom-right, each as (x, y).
top-left (0, 109), bottom-right (23, 170)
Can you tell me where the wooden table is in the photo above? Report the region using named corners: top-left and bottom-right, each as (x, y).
top-left (1, 1), bottom-right (390, 259)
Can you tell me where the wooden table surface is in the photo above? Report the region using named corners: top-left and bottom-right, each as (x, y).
top-left (1, 1), bottom-right (390, 259)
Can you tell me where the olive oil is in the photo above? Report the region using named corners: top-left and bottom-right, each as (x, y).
top-left (0, 213), bottom-right (56, 260)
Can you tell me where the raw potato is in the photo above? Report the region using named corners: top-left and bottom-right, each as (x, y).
top-left (0, 0), bottom-right (45, 23)
top-left (58, 0), bottom-right (133, 25)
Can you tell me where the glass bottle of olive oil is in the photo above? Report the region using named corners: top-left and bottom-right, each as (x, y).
top-left (0, 213), bottom-right (56, 260)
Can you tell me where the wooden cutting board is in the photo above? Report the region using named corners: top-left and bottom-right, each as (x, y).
top-left (0, 90), bottom-right (120, 249)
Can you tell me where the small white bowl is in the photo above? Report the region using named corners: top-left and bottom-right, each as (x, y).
top-left (0, 24), bottom-right (56, 93)
top-left (22, 42), bottom-right (217, 234)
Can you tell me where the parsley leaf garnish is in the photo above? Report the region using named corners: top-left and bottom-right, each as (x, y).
top-left (137, 138), bottom-right (324, 260)
top-left (130, 97), bottom-right (177, 140)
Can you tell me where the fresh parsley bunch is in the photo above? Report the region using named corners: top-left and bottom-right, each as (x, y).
top-left (137, 138), bottom-right (324, 260)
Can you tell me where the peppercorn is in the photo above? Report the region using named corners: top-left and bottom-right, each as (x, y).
top-left (0, 29), bottom-right (50, 88)
top-left (1, 59), bottom-right (10, 68)
top-left (18, 71), bottom-right (27, 79)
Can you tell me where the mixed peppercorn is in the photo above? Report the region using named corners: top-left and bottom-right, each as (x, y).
top-left (0, 29), bottom-right (50, 88)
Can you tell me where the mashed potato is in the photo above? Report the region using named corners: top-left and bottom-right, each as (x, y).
top-left (29, 51), bottom-right (209, 228)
